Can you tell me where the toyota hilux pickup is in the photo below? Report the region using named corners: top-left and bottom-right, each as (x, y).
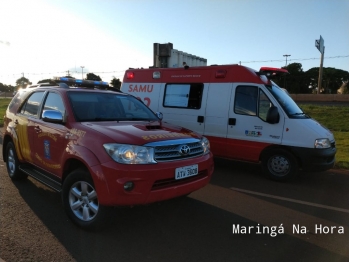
top-left (2, 79), bottom-right (214, 229)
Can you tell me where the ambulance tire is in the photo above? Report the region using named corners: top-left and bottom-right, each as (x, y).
top-left (62, 169), bottom-right (110, 230)
top-left (5, 142), bottom-right (28, 180)
top-left (261, 148), bottom-right (298, 181)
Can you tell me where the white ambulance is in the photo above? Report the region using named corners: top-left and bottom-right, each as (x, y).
top-left (121, 64), bottom-right (336, 181)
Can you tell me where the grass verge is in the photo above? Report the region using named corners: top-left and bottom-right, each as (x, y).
top-left (299, 104), bottom-right (349, 169)
top-left (0, 98), bottom-right (11, 127)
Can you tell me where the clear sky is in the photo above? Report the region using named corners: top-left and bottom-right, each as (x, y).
top-left (0, 0), bottom-right (348, 86)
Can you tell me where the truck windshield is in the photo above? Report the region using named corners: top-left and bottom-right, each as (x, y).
top-left (68, 91), bottom-right (159, 122)
top-left (266, 82), bottom-right (309, 119)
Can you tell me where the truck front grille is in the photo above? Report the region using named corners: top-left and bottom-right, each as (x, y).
top-left (144, 138), bottom-right (204, 162)
top-left (154, 141), bottom-right (203, 161)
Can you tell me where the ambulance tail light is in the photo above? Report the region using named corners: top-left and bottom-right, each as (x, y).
top-left (153, 71), bottom-right (161, 79)
top-left (215, 70), bottom-right (227, 78)
top-left (126, 72), bottom-right (134, 79)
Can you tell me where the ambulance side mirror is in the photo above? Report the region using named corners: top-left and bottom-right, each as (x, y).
top-left (266, 106), bottom-right (279, 124)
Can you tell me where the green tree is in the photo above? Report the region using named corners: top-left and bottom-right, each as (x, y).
top-left (38, 78), bottom-right (59, 85)
top-left (304, 67), bottom-right (349, 94)
top-left (283, 63), bottom-right (307, 94)
top-left (0, 82), bottom-right (15, 93)
top-left (110, 77), bottom-right (121, 90)
top-left (16, 77), bottom-right (32, 89)
top-left (86, 73), bottom-right (102, 81)
top-left (273, 63), bottom-right (349, 94)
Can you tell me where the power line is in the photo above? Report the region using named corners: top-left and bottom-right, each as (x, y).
top-left (239, 55), bottom-right (349, 64)
top-left (0, 55), bottom-right (348, 79)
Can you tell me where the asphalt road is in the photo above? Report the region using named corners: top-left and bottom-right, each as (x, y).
top-left (1, 139), bottom-right (349, 261)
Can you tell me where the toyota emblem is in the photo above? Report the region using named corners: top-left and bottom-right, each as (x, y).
top-left (179, 145), bottom-right (191, 155)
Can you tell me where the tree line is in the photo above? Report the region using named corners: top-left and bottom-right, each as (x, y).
top-left (1, 64), bottom-right (348, 94)
top-left (0, 72), bottom-right (122, 93)
top-left (273, 63), bottom-right (349, 94)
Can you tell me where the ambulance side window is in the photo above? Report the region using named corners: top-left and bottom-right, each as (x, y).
top-left (258, 89), bottom-right (273, 121)
top-left (163, 83), bottom-right (203, 109)
top-left (234, 86), bottom-right (257, 116)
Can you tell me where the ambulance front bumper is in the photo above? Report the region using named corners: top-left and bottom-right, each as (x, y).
top-left (290, 146), bottom-right (336, 172)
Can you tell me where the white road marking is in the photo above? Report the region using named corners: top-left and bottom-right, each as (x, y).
top-left (230, 187), bottom-right (349, 214)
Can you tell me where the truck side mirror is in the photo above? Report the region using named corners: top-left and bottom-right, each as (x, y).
top-left (155, 112), bottom-right (163, 120)
top-left (42, 110), bottom-right (64, 124)
top-left (266, 106), bottom-right (279, 124)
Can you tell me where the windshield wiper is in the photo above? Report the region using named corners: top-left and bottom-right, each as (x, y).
top-left (289, 112), bottom-right (305, 116)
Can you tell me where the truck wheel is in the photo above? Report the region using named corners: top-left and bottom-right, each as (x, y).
top-left (261, 149), bottom-right (298, 181)
top-left (62, 169), bottom-right (109, 229)
top-left (5, 142), bottom-right (27, 180)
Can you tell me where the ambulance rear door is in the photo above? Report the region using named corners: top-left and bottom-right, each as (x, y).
top-left (226, 84), bottom-right (284, 162)
top-left (159, 82), bottom-right (207, 134)
top-left (202, 83), bottom-right (233, 157)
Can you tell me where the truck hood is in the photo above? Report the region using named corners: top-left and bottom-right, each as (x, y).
top-left (81, 121), bottom-right (201, 145)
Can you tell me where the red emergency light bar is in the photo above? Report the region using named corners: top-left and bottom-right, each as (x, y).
top-left (258, 67), bottom-right (289, 78)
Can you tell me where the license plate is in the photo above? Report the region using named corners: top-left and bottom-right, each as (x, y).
top-left (175, 164), bottom-right (198, 180)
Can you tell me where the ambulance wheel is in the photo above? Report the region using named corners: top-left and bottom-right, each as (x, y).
top-left (5, 142), bottom-right (27, 180)
top-left (62, 169), bottom-right (110, 230)
top-left (261, 149), bottom-right (298, 181)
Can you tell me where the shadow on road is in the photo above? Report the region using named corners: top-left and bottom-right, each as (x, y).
top-left (11, 175), bottom-right (347, 262)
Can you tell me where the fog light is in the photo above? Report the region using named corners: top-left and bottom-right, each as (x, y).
top-left (124, 181), bottom-right (134, 191)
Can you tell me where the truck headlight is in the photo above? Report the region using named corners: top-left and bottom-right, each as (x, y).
top-left (314, 138), bottom-right (331, 149)
top-left (201, 137), bottom-right (210, 155)
top-left (103, 144), bottom-right (156, 164)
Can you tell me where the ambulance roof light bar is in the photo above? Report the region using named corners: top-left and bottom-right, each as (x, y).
top-left (258, 67), bottom-right (289, 79)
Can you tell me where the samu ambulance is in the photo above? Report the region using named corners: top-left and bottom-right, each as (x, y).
top-left (121, 64), bottom-right (336, 181)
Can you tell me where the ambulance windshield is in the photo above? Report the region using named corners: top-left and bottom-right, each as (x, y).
top-left (266, 82), bottom-right (309, 119)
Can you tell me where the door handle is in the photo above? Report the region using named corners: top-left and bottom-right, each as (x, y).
top-left (34, 126), bottom-right (42, 133)
top-left (197, 116), bottom-right (204, 123)
top-left (228, 118), bottom-right (236, 125)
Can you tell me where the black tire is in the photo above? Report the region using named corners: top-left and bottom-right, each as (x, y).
top-left (62, 169), bottom-right (110, 230)
top-left (261, 148), bottom-right (298, 181)
top-left (5, 142), bottom-right (27, 180)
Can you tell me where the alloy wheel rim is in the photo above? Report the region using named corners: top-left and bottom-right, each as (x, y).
top-left (7, 148), bottom-right (16, 175)
top-left (69, 181), bottom-right (99, 221)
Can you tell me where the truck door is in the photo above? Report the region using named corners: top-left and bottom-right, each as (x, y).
top-left (227, 85), bottom-right (284, 162)
top-left (203, 83), bottom-right (233, 157)
top-left (159, 83), bottom-right (207, 134)
top-left (31, 91), bottom-right (68, 177)
top-left (16, 91), bottom-right (46, 163)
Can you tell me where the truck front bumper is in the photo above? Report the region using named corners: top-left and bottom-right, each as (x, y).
top-left (90, 153), bottom-right (214, 206)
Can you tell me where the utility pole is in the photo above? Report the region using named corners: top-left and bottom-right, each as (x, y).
top-left (283, 54), bottom-right (291, 67)
top-left (315, 36), bottom-right (325, 94)
top-left (80, 66), bottom-right (84, 79)
top-left (283, 55), bottom-right (291, 89)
